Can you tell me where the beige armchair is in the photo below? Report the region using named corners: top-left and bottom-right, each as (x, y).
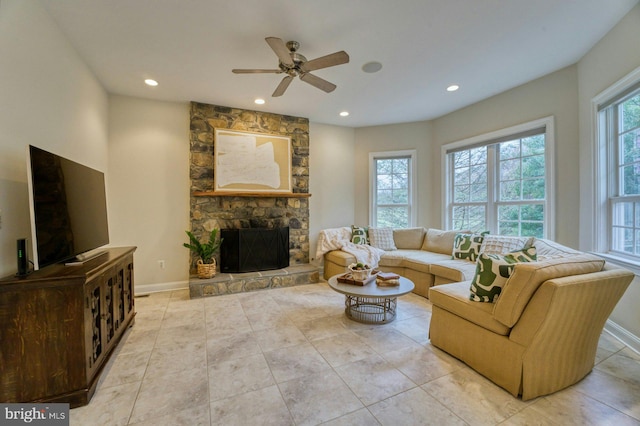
top-left (428, 255), bottom-right (634, 400)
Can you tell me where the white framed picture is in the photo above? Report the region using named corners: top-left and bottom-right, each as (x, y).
top-left (213, 129), bottom-right (292, 193)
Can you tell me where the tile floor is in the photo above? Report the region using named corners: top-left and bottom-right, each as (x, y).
top-left (71, 282), bottom-right (640, 425)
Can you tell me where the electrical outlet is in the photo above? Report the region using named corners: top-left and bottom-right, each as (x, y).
top-left (158, 260), bottom-right (165, 269)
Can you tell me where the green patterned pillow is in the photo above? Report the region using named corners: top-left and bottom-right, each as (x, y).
top-left (452, 232), bottom-right (487, 262)
top-left (351, 225), bottom-right (369, 245)
top-left (469, 247), bottom-right (537, 303)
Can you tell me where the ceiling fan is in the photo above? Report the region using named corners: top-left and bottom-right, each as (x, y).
top-left (232, 37), bottom-right (349, 97)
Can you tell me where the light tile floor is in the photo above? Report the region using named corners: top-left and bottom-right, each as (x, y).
top-left (71, 282), bottom-right (640, 425)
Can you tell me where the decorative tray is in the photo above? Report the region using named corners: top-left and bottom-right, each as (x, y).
top-left (337, 272), bottom-right (378, 286)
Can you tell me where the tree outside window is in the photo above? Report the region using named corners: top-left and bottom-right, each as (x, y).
top-left (609, 91), bottom-right (640, 256)
top-left (446, 118), bottom-right (553, 238)
top-left (370, 151), bottom-right (416, 228)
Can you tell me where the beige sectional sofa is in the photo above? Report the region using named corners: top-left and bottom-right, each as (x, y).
top-left (320, 226), bottom-right (634, 400)
top-left (323, 227), bottom-right (534, 297)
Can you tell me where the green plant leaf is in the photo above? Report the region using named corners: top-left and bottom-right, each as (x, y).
top-left (183, 229), bottom-right (223, 263)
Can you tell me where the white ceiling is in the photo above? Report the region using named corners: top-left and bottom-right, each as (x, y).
top-left (40, 0), bottom-right (638, 128)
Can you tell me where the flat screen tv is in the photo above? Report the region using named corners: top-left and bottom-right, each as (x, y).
top-left (26, 145), bottom-right (109, 270)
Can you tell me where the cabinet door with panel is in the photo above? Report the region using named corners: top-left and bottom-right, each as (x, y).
top-left (84, 274), bottom-right (105, 381)
top-left (83, 255), bottom-right (135, 382)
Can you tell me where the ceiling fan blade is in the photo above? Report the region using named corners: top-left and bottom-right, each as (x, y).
top-left (299, 72), bottom-right (336, 93)
top-left (232, 69), bottom-right (282, 74)
top-left (265, 37), bottom-right (294, 67)
top-left (272, 75), bottom-right (294, 97)
top-left (300, 51), bottom-right (349, 72)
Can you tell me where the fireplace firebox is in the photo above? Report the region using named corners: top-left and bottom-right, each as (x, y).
top-left (220, 227), bottom-right (290, 273)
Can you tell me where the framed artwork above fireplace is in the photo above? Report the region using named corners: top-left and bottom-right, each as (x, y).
top-left (214, 129), bottom-right (292, 193)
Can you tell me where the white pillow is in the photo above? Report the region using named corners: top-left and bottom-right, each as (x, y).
top-left (480, 235), bottom-right (533, 255)
top-left (368, 227), bottom-right (397, 251)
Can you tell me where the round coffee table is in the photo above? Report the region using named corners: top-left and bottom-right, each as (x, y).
top-left (328, 274), bottom-right (415, 324)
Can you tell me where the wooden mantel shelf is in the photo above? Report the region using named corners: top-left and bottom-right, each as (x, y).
top-left (193, 191), bottom-right (311, 198)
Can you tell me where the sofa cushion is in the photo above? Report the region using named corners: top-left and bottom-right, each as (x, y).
top-left (369, 227), bottom-right (397, 250)
top-left (429, 259), bottom-right (478, 282)
top-left (480, 235), bottom-right (534, 255)
top-left (401, 251), bottom-right (451, 273)
top-left (378, 250), bottom-right (418, 267)
top-left (376, 249), bottom-right (443, 269)
top-left (351, 225), bottom-right (369, 245)
top-left (429, 281), bottom-right (511, 336)
top-left (393, 227), bottom-right (426, 249)
top-left (324, 249), bottom-right (356, 267)
top-left (422, 228), bottom-right (469, 254)
top-left (469, 247), bottom-right (537, 303)
top-left (493, 254), bottom-right (606, 327)
top-left (452, 232), bottom-right (486, 262)
top-left (532, 238), bottom-right (581, 260)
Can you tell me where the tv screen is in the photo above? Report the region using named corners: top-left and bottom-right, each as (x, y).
top-left (26, 145), bottom-right (109, 269)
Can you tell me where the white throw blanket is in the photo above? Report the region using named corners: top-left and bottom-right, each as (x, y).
top-left (339, 242), bottom-right (385, 268)
top-left (315, 227), bottom-right (351, 259)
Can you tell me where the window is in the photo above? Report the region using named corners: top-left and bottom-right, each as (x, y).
top-left (598, 83), bottom-right (640, 258)
top-left (369, 150), bottom-right (417, 228)
top-left (443, 117), bottom-right (554, 238)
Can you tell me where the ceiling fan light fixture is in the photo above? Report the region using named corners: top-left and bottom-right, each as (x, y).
top-left (362, 61), bottom-right (383, 73)
top-left (233, 37), bottom-right (349, 97)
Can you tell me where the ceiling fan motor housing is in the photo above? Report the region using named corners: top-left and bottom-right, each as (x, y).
top-left (278, 43), bottom-right (307, 76)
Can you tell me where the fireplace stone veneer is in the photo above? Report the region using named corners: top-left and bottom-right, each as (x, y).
top-left (189, 264), bottom-right (319, 298)
top-left (189, 102), bottom-right (317, 295)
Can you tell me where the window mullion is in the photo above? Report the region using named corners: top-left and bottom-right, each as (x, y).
top-left (486, 144), bottom-right (497, 233)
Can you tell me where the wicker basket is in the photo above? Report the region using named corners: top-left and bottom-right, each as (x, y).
top-left (196, 259), bottom-right (217, 279)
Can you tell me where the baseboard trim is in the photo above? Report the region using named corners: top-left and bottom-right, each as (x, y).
top-left (135, 280), bottom-right (188, 296)
top-left (604, 319), bottom-right (640, 354)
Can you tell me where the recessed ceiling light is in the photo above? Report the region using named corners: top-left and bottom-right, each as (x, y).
top-left (447, 85), bottom-right (459, 92)
top-left (144, 79), bottom-right (158, 87)
top-left (254, 98), bottom-right (265, 105)
top-left (362, 62), bottom-right (383, 73)
top-left (339, 111), bottom-right (350, 117)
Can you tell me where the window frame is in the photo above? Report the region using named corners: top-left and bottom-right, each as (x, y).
top-left (369, 149), bottom-right (418, 228)
top-left (442, 116), bottom-right (555, 238)
top-left (593, 65), bottom-right (640, 264)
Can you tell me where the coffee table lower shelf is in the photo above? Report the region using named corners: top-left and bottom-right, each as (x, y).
top-left (344, 295), bottom-right (397, 324)
top-left (328, 274), bottom-right (415, 325)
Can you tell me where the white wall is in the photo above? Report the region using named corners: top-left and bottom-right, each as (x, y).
top-left (577, 3), bottom-right (640, 343)
top-left (309, 123), bottom-right (355, 263)
top-left (353, 121), bottom-right (434, 227)
top-left (0, 0), bottom-right (108, 277)
top-left (432, 66), bottom-right (580, 247)
top-left (106, 106), bottom-right (355, 289)
top-left (107, 96), bottom-right (190, 293)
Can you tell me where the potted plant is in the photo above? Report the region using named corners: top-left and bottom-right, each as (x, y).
top-left (183, 229), bottom-right (223, 279)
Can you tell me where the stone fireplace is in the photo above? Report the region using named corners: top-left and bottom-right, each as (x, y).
top-left (188, 102), bottom-right (318, 297)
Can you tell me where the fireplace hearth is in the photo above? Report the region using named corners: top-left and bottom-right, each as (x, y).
top-left (221, 227), bottom-right (290, 273)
